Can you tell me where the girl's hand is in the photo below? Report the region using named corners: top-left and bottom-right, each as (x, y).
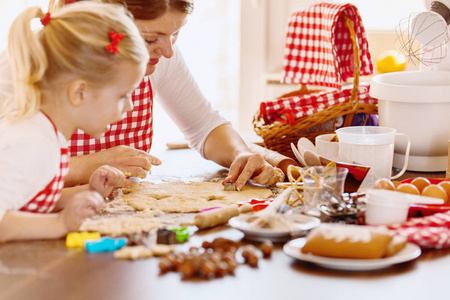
top-left (89, 165), bottom-right (129, 197)
top-left (223, 152), bottom-right (284, 191)
top-left (58, 190), bottom-right (104, 232)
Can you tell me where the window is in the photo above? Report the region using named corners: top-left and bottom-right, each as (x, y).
top-left (340, 0), bottom-right (425, 31)
top-left (0, 0), bottom-right (49, 51)
top-left (176, 0), bottom-right (240, 123)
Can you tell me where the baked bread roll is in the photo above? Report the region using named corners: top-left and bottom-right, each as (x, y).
top-left (301, 224), bottom-right (406, 259)
top-left (384, 235), bottom-right (408, 257)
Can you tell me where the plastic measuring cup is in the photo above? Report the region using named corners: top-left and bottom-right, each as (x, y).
top-left (336, 126), bottom-right (411, 189)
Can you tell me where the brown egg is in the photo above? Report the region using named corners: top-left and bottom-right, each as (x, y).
top-left (396, 183), bottom-right (420, 195)
top-left (372, 178), bottom-right (396, 190)
top-left (422, 184), bottom-right (448, 203)
top-left (411, 177), bottom-right (431, 193)
top-left (437, 181), bottom-right (450, 203)
top-left (392, 181), bottom-right (402, 189)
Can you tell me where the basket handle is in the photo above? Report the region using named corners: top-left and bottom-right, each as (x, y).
top-left (277, 84), bottom-right (323, 99)
top-left (342, 13), bottom-right (360, 111)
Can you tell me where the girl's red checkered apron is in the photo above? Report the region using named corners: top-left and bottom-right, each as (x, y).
top-left (253, 2), bottom-right (378, 159)
top-left (69, 76), bottom-right (154, 156)
top-left (20, 114), bottom-right (69, 213)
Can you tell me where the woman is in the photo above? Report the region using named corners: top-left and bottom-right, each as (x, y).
top-left (6, 0), bottom-right (282, 192)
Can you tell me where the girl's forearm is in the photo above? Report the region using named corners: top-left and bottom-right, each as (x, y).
top-left (0, 211), bottom-right (66, 243)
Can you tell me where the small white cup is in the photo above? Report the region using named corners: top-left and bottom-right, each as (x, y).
top-left (315, 133), bottom-right (339, 160)
top-left (365, 189), bottom-right (410, 225)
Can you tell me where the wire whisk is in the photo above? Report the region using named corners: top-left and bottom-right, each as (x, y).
top-left (395, 11), bottom-right (449, 66)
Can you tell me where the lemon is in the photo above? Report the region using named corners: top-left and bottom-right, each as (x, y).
top-left (375, 50), bottom-right (407, 73)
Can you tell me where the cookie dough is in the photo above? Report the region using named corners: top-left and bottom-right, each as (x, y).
top-left (114, 246), bottom-right (153, 260)
top-left (120, 181), bottom-right (273, 213)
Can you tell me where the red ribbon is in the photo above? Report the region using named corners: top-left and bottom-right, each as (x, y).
top-left (105, 31), bottom-right (125, 54)
top-left (40, 12), bottom-right (51, 26)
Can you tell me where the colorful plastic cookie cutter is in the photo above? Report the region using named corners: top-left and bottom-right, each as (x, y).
top-left (84, 237), bottom-right (128, 253)
top-left (166, 226), bottom-right (190, 243)
top-left (66, 232), bottom-right (101, 248)
top-left (237, 198), bottom-right (273, 212)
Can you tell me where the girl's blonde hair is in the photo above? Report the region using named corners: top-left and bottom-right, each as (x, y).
top-left (5, 1), bottom-right (149, 120)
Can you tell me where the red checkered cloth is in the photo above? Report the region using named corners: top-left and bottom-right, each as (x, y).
top-left (260, 82), bottom-right (377, 125)
top-left (383, 212), bottom-right (450, 249)
top-left (69, 76), bottom-right (153, 156)
top-left (282, 2), bottom-right (373, 89)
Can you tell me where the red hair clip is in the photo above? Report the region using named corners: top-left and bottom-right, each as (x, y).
top-left (40, 12), bottom-right (51, 26)
top-left (105, 31), bottom-right (125, 54)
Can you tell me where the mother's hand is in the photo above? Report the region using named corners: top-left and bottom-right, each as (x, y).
top-left (66, 145), bottom-right (161, 187)
top-left (223, 152), bottom-right (284, 191)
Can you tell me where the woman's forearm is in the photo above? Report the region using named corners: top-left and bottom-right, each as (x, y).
top-left (65, 155), bottom-right (97, 187)
top-left (203, 124), bottom-right (251, 167)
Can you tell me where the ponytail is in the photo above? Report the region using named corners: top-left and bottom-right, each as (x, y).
top-left (47, 0), bottom-right (65, 13)
top-left (6, 7), bottom-right (48, 120)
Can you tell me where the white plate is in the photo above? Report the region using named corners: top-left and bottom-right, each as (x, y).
top-left (228, 214), bottom-right (320, 242)
top-left (283, 238), bottom-right (421, 271)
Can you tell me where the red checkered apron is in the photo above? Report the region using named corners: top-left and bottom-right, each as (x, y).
top-left (19, 114), bottom-right (69, 213)
top-left (68, 76), bottom-right (153, 156)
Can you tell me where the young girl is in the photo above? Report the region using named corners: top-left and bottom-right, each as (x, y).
top-left (0, 1), bottom-right (149, 242)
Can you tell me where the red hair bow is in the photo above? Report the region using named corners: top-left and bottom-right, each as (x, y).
top-left (105, 31), bottom-right (125, 54)
top-left (40, 12), bottom-right (51, 26)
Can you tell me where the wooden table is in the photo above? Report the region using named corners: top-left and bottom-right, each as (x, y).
top-left (1, 149), bottom-right (449, 300)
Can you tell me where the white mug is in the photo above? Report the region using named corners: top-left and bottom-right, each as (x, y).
top-left (315, 133), bottom-right (339, 161)
top-left (336, 126), bottom-right (411, 189)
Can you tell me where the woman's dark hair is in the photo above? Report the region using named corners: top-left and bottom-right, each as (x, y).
top-left (48, 0), bottom-right (194, 20)
top-left (107, 0), bottom-right (194, 19)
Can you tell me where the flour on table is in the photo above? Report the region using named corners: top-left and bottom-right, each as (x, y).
top-left (120, 181), bottom-right (273, 213)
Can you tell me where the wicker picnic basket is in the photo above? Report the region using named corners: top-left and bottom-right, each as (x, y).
top-left (253, 14), bottom-right (378, 159)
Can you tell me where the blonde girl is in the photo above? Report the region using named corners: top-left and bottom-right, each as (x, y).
top-left (0, 1), bottom-right (149, 242)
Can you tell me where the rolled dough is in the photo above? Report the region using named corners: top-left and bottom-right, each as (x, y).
top-left (120, 181), bottom-right (273, 213)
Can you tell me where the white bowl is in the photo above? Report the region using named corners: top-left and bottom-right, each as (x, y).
top-left (370, 71), bottom-right (450, 171)
top-left (365, 189), bottom-right (410, 225)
